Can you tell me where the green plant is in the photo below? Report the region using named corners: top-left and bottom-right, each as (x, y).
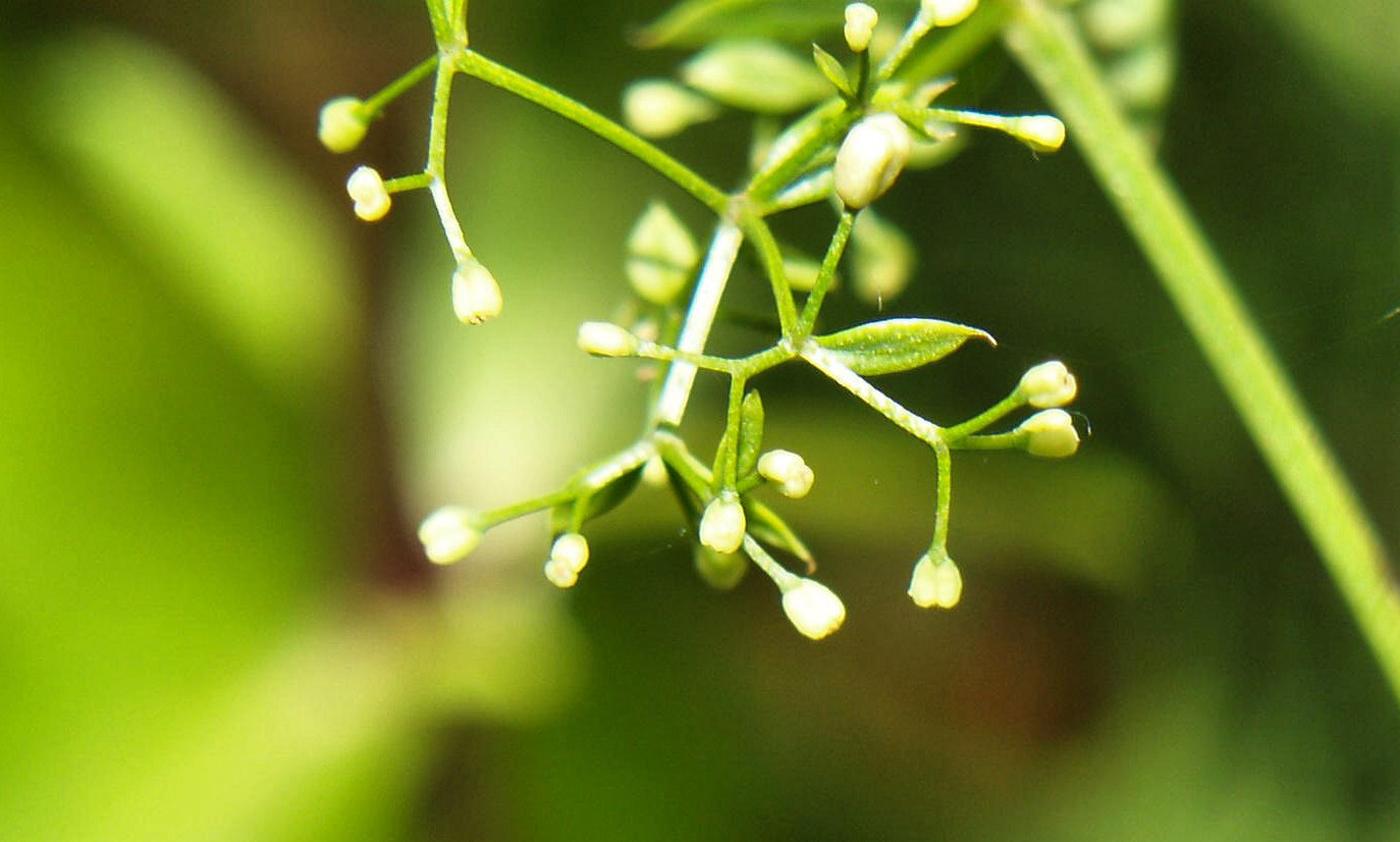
top-left (319, 0), bottom-right (1400, 693)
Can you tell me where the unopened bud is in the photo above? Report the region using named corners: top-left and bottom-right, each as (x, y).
top-left (757, 449), bottom-right (815, 499)
top-left (844, 3), bottom-right (879, 53)
top-left (1018, 409), bottom-right (1081, 458)
top-left (622, 79), bottom-right (720, 139)
top-left (418, 506), bottom-right (482, 566)
top-left (781, 578), bottom-right (847, 640)
top-left (544, 558), bottom-right (579, 589)
top-left (577, 322), bottom-right (640, 358)
top-left (319, 97), bottom-right (368, 154)
top-left (550, 533), bottom-right (590, 575)
top-left (908, 552), bottom-right (963, 609)
top-left (699, 497), bottom-right (746, 555)
top-left (626, 201), bottom-right (700, 304)
top-left (682, 41), bottom-right (830, 114)
top-left (1018, 360), bottom-right (1078, 408)
top-left (922, 0), bottom-right (980, 27)
top-left (452, 259), bottom-right (504, 325)
top-left (1009, 115), bottom-right (1067, 153)
top-left (783, 255), bottom-right (825, 293)
top-left (835, 113), bottom-right (912, 210)
top-left (694, 544), bottom-right (748, 590)
top-left (346, 166), bottom-right (391, 222)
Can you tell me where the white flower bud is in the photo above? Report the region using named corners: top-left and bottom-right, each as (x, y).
top-left (550, 532), bottom-right (590, 575)
top-left (908, 553), bottom-right (963, 609)
top-left (781, 578), bottom-right (847, 640)
top-left (544, 558), bottom-right (579, 589)
top-left (1018, 360), bottom-right (1078, 408)
top-left (319, 97), bottom-right (368, 154)
top-left (1009, 115), bottom-right (1067, 153)
top-left (682, 41), bottom-right (830, 114)
top-left (844, 3), bottom-right (879, 53)
top-left (346, 166), bottom-right (391, 222)
top-left (922, 0), bottom-right (980, 27)
top-left (834, 113), bottom-right (912, 210)
top-left (626, 201), bottom-right (700, 304)
top-left (452, 259), bottom-right (504, 325)
top-left (699, 497), bottom-right (746, 555)
top-left (417, 506), bottom-right (482, 566)
top-left (577, 322), bottom-right (639, 358)
top-left (622, 79), bottom-right (720, 139)
top-left (757, 449), bottom-right (815, 499)
top-left (1018, 409), bottom-right (1081, 459)
top-left (694, 544), bottom-right (747, 590)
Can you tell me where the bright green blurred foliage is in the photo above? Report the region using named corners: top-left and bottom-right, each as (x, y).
top-left (0, 0), bottom-right (1396, 840)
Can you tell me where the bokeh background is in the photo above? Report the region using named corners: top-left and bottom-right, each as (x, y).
top-left (1, 0), bottom-right (1398, 839)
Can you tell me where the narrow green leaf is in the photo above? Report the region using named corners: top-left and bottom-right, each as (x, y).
top-left (745, 499), bottom-right (814, 566)
top-left (736, 390), bottom-right (766, 478)
top-left (814, 318), bottom-right (995, 375)
top-left (636, 0), bottom-right (855, 48)
top-left (551, 464), bottom-right (646, 533)
top-left (811, 44), bottom-right (854, 98)
top-left (681, 41), bottom-right (831, 114)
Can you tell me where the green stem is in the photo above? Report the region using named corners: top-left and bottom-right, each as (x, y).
top-left (943, 392), bottom-right (1025, 441)
top-left (1005, 0), bottom-right (1400, 705)
top-left (739, 215), bottom-right (801, 337)
top-left (714, 375), bottom-right (748, 491)
top-left (454, 50), bottom-right (729, 215)
top-left (895, 1), bottom-right (1014, 84)
top-left (796, 212), bottom-right (856, 338)
top-left (364, 55), bottom-right (440, 117)
top-left (931, 438), bottom-right (952, 550)
top-left (801, 343), bottom-right (941, 444)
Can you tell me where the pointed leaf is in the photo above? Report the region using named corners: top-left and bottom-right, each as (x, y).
top-left (811, 44), bottom-right (854, 98)
top-left (550, 463), bottom-right (646, 533)
top-left (813, 318), bottom-right (995, 375)
top-left (745, 499), bottom-right (814, 567)
top-left (736, 390), bottom-right (766, 479)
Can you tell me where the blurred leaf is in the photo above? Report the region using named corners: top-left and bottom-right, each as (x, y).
top-left (814, 317), bottom-right (995, 375)
top-left (27, 30), bottom-right (360, 398)
top-left (638, 0), bottom-right (851, 48)
top-left (811, 43), bottom-right (854, 98)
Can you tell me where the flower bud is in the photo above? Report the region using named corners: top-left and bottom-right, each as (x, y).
top-left (319, 97), bottom-right (368, 154)
top-left (834, 114), bottom-right (912, 210)
top-left (544, 558), bottom-right (579, 589)
top-left (908, 552), bottom-right (963, 609)
top-left (626, 201), bottom-right (700, 304)
top-left (781, 578), bottom-right (847, 640)
top-left (1018, 360), bottom-right (1078, 408)
top-left (452, 259), bottom-right (504, 325)
top-left (1018, 409), bottom-right (1081, 458)
top-left (550, 532), bottom-right (590, 575)
top-left (757, 449), bottom-right (815, 499)
top-left (418, 506), bottom-right (482, 566)
top-left (346, 166), bottom-right (391, 222)
top-left (782, 255), bottom-right (825, 293)
top-left (682, 41), bottom-right (830, 114)
top-left (577, 322), bottom-right (640, 358)
top-left (844, 3), bottom-right (879, 53)
top-left (622, 79), bottom-right (720, 139)
top-left (694, 544), bottom-right (748, 590)
top-left (1009, 115), bottom-right (1067, 153)
top-left (699, 497), bottom-right (746, 555)
top-left (922, 0), bottom-right (980, 27)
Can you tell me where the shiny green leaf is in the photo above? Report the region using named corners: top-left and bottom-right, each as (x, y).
top-left (813, 318), bottom-right (995, 375)
top-left (736, 390), bottom-right (766, 479)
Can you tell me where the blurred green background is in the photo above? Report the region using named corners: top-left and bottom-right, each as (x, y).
top-left (1, 0), bottom-right (1397, 839)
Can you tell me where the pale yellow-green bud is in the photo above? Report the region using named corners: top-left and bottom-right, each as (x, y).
top-left (1009, 115), bottom-right (1067, 154)
top-left (544, 558), bottom-right (579, 589)
top-left (418, 506), bottom-right (482, 566)
top-left (1018, 360), bottom-right (1078, 408)
top-left (577, 322), bottom-right (639, 358)
top-left (782, 255), bottom-right (825, 293)
top-left (319, 97), bottom-right (368, 154)
top-left (1018, 409), bottom-right (1081, 458)
top-left (452, 259), bottom-right (504, 325)
top-left (851, 209), bottom-right (916, 305)
top-left (550, 533), bottom-right (590, 576)
top-left (626, 201), bottom-right (700, 304)
top-left (757, 449), bottom-right (815, 499)
top-left (346, 166), bottom-right (391, 222)
top-left (682, 41), bottom-right (830, 114)
top-left (844, 3), bottom-right (879, 53)
top-left (622, 79), bottom-right (720, 139)
top-left (908, 553), bottom-right (963, 609)
top-left (781, 578), bottom-right (847, 640)
top-left (835, 113), bottom-right (912, 210)
top-left (922, 0), bottom-right (980, 27)
top-left (699, 497), bottom-right (746, 555)
top-left (694, 544), bottom-right (748, 590)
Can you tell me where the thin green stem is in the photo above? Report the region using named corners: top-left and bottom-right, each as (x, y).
top-left (478, 487), bottom-right (576, 529)
top-left (1005, 0), bottom-right (1400, 705)
top-left (801, 343), bottom-right (941, 444)
top-left (949, 431), bottom-right (1023, 451)
top-left (747, 101), bottom-right (854, 202)
top-left (713, 375), bottom-right (748, 491)
top-left (740, 215), bottom-right (801, 337)
top-left (364, 55), bottom-right (440, 116)
top-left (896, 1), bottom-right (1015, 84)
top-left (383, 172), bottom-right (434, 193)
top-left (877, 10), bottom-right (935, 82)
top-left (424, 0), bottom-right (450, 44)
top-left (931, 438), bottom-right (952, 550)
top-left (943, 392), bottom-right (1025, 441)
top-left (796, 212), bottom-right (856, 338)
top-left (426, 62), bottom-right (474, 263)
top-left (454, 50), bottom-right (729, 215)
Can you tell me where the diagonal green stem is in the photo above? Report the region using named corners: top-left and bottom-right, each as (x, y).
top-left (1004, 0), bottom-right (1400, 706)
